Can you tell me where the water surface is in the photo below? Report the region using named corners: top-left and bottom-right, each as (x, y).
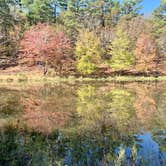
top-left (0, 81), bottom-right (166, 165)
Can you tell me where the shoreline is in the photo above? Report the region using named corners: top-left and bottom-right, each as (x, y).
top-left (0, 73), bottom-right (166, 84)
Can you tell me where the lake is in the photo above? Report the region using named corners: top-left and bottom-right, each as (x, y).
top-left (0, 81), bottom-right (166, 165)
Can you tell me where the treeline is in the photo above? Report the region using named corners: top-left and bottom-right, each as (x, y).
top-left (0, 0), bottom-right (166, 76)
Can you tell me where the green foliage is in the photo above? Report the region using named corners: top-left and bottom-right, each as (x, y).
top-left (152, 0), bottom-right (166, 65)
top-left (75, 29), bottom-right (103, 74)
top-left (0, 0), bottom-right (21, 57)
top-left (108, 27), bottom-right (134, 70)
top-left (120, 0), bottom-right (143, 18)
top-left (57, 0), bottom-right (83, 42)
top-left (153, 0), bottom-right (166, 37)
top-left (84, 0), bottom-right (120, 28)
top-left (58, 10), bottom-right (77, 29)
top-left (21, 0), bottom-right (57, 24)
top-left (0, 0), bottom-right (166, 75)
top-left (0, 0), bottom-right (17, 33)
top-left (57, 10), bottom-right (78, 42)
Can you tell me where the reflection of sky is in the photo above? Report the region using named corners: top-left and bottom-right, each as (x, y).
top-left (115, 132), bottom-right (166, 165)
top-left (135, 133), bottom-right (166, 166)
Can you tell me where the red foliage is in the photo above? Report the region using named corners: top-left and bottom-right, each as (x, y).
top-left (19, 23), bottom-right (72, 68)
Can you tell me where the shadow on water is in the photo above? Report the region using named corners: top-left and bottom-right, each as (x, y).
top-left (0, 82), bottom-right (165, 165)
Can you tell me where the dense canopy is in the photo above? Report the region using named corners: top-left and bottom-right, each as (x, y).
top-left (0, 0), bottom-right (166, 75)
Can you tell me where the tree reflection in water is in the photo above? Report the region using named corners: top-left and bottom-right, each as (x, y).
top-left (0, 82), bottom-right (165, 165)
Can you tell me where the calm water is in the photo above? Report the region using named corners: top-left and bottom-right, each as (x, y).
top-left (0, 81), bottom-right (166, 165)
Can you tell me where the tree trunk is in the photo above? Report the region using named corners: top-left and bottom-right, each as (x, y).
top-left (43, 61), bottom-right (48, 75)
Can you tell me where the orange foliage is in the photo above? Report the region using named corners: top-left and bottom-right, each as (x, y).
top-left (135, 33), bottom-right (157, 72)
top-left (126, 84), bottom-right (156, 127)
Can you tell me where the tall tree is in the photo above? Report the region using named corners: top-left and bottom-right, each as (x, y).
top-left (21, 0), bottom-right (57, 24)
top-left (153, 0), bottom-right (166, 72)
top-left (19, 23), bottom-right (72, 74)
top-left (135, 33), bottom-right (157, 72)
top-left (0, 0), bottom-right (18, 41)
top-left (120, 0), bottom-right (143, 18)
top-left (81, 0), bottom-right (121, 29)
top-left (108, 27), bottom-right (134, 70)
top-left (75, 29), bottom-right (103, 75)
top-left (0, 0), bottom-right (21, 57)
top-left (153, 0), bottom-right (166, 37)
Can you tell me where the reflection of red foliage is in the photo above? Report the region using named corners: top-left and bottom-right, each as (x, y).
top-left (22, 98), bottom-right (71, 134)
top-left (19, 23), bottom-right (72, 67)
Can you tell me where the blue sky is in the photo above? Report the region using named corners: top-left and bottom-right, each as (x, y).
top-left (56, 0), bottom-right (161, 16)
top-left (118, 0), bottom-right (161, 15)
top-left (141, 0), bottom-right (160, 14)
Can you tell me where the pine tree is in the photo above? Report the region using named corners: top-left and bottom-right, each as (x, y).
top-left (153, 0), bottom-right (166, 37)
top-left (21, 0), bottom-right (57, 24)
top-left (153, 0), bottom-right (166, 72)
top-left (0, 0), bottom-right (21, 57)
top-left (120, 0), bottom-right (143, 17)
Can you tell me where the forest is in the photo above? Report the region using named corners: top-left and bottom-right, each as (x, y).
top-left (0, 0), bottom-right (166, 77)
top-left (0, 1), bottom-right (166, 165)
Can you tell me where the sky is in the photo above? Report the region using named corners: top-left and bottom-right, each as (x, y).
top-left (56, 0), bottom-right (161, 16)
top-left (141, 0), bottom-right (161, 14)
top-left (118, 0), bottom-right (161, 16)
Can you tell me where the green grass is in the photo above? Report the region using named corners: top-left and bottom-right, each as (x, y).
top-left (0, 73), bottom-right (166, 84)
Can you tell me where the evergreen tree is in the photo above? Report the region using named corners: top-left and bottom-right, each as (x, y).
top-left (153, 0), bottom-right (166, 70)
top-left (81, 0), bottom-right (121, 29)
top-left (0, 0), bottom-right (21, 57)
top-left (120, 0), bottom-right (143, 18)
top-left (0, 0), bottom-right (17, 38)
top-left (153, 0), bottom-right (166, 37)
top-left (21, 0), bottom-right (57, 24)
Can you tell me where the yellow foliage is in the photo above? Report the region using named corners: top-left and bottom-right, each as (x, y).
top-left (75, 29), bottom-right (103, 74)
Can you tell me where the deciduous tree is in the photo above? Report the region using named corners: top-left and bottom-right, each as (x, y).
top-left (75, 29), bottom-right (103, 75)
top-left (19, 23), bottom-right (72, 74)
top-left (108, 27), bottom-right (134, 70)
top-left (135, 33), bottom-right (157, 72)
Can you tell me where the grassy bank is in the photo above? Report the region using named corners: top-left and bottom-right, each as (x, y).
top-left (0, 73), bottom-right (166, 84)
